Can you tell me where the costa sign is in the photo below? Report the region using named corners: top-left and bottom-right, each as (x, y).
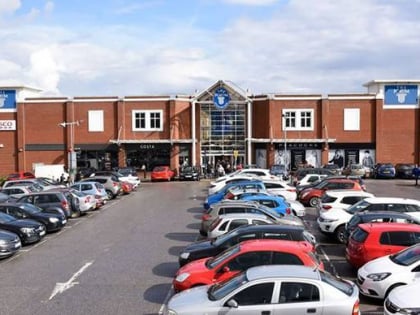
top-left (0, 120), bottom-right (16, 130)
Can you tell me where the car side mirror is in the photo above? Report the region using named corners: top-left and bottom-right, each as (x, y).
top-left (221, 266), bottom-right (230, 273)
top-left (226, 299), bottom-right (238, 308)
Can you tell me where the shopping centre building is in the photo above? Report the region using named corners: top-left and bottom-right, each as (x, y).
top-left (0, 79), bottom-right (419, 176)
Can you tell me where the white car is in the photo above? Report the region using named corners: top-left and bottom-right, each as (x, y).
top-left (317, 190), bottom-right (375, 214)
top-left (163, 265), bottom-right (360, 315)
top-left (384, 281), bottom-right (420, 315)
top-left (262, 179), bottom-right (297, 200)
top-left (70, 189), bottom-right (97, 212)
top-left (287, 199), bottom-right (306, 217)
top-left (296, 173), bottom-right (328, 187)
top-left (208, 175), bottom-right (258, 195)
top-left (207, 213), bottom-right (276, 239)
top-left (357, 243), bottom-right (420, 300)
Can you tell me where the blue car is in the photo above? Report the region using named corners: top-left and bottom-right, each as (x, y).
top-left (240, 194), bottom-right (291, 216)
top-left (373, 163), bottom-right (396, 179)
top-left (204, 180), bottom-right (265, 210)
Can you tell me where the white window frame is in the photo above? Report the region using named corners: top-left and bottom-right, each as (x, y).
top-left (88, 110), bottom-right (104, 132)
top-left (344, 108), bottom-right (360, 131)
top-left (132, 110), bottom-right (163, 131)
top-left (282, 109), bottom-right (314, 131)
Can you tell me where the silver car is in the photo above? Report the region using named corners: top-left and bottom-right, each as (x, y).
top-left (163, 265), bottom-right (360, 315)
top-left (71, 181), bottom-right (109, 206)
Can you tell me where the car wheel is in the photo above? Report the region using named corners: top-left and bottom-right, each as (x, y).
top-left (71, 209), bottom-right (81, 218)
top-left (385, 283), bottom-right (405, 298)
top-left (309, 197), bottom-right (319, 207)
top-left (106, 190), bottom-right (114, 200)
top-left (335, 225), bottom-right (346, 244)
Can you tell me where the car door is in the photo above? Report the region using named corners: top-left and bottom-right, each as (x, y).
top-left (379, 231), bottom-right (412, 257)
top-left (273, 281), bottom-right (322, 315)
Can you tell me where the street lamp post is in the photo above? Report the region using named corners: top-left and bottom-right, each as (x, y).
top-left (59, 120), bottom-right (80, 183)
top-left (282, 114), bottom-right (288, 173)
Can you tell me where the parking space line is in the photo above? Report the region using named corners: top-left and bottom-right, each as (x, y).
top-left (318, 245), bottom-right (339, 277)
top-left (158, 286), bottom-right (174, 314)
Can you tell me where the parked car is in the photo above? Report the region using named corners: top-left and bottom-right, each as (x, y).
top-left (164, 265), bottom-right (360, 315)
top-left (299, 178), bottom-right (364, 207)
top-left (345, 222), bottom-right (420, 268)
top-left (239, 194), bottom-right (291, 216)
top-left (0, 229), bottom-right (21, 259)
top-left (0, 202), bottom-right (67, 233)
top-left (317, 190), bottom-right (375, 213)
top-left (269, 164), bottom-right (288, 179)
top-left (68, 189), bottom-right (97, 212)
top-left (82, 176), bottom-right (122, 200)
top-left (6, 171), bottom-right (35, 181)
top-left (208, 175), bottom-right (258, 195)
top-left (295, 173), bottom-right (329, 190)
top-left (261, 179), bottom-right (297, 200)
top-left (322, 163), bottom-right (342, 175)
top-left (357, 243), bottom-right (420, 300)
top-left (173, 239), bottom-right (324, 291)
top-left (342, 163), bottom-right (366, 178)
top-left (0, 184), bottom-right (43, 199)
top-left (179, 223), bottom-right (317, 267)
top-left (345, 197), bottom-right (420, 220)
top-left (204, 180), bottom-right (265, 210)
top-left (223, 168), bottom-right (278, 180)
top-left (395, 163), bottom-right (416, 179)
top-left (70, 181), bottom-right (109, 206)
top-left (90, 170), bottom-right (141, 189)
top-left (179, 166), bottom-right (200, 181)
top-left (150, 166), bottom-right (175, 182)
top-left (2, 178), bottom-right (65, 191)
top-left (0, 212), bottom-right (46, 245)
top-left (291, 167), bottom-right (334, 186)
top-left (206, 213), bottom-right (276, 239)
top-left (115, 166), bottom-right (138, 177)
top-left (344, 211), bottom-right (420, 244)
top-left (384, 280), bottom-right (420, 315)
top-left (373, 163), bottom-right (396, 179)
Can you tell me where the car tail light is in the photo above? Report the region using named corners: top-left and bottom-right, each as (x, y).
top-left (352, 300), bottom-right (360, 315)
top-left (202, 214), bottom-right (211, 221)
top-left (61, 200), bottom-right (69, 210)
top-left (113, 182), bottom-right (118, 187)
top-left (322, 205), bottom-right (332, 210)
top-left (286, 207), bottom-right (291, 215)
top-left (209, 218), bottom-right (222, 231)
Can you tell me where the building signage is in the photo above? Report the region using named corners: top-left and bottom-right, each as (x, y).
top-left (0, 90), bottom-right (17, 110)
top-left (384, 85), bottom-right (418, 106)
top-left (139, 144), bottom-right (155, 149)
top-left (213, 87), bottom-right (230, 109)
top-left (0, 120), bottom-right (16, 130)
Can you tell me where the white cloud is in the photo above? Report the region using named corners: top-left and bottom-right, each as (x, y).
top-left (0, 0), bottom-right (21, 15)
top-left (222, 0), bottom-right (278, 5)
top-left (44, 1), bottom-right (54, 15)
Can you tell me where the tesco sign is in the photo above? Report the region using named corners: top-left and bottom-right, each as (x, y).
top-left (0, 120), bottom-right (16, 130)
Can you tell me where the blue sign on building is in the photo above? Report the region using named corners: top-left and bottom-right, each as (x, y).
top-left (384, 85), bottom-right (418, 105)
top-left (0, 90), bottom-right (17, 110)
top-left (213, 87), bottom-right (230, 109)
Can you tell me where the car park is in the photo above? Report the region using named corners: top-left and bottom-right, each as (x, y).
top-left (173, 239), bottom-right (324, 291)
top-left (299, 178), bottom-right (364, 207)
top-left (179, 224), bottom-right (317, 267)
top-left (394, 163), bottom-right (416, 179)
top-left (150, 165), bottom-right (175, 181)
top-left (357, 243), bottom-right (420, 300)
top-left (342, 163), bottom-right (366, 178)
top-left (345, 197), bottom-right (420, 220)
top-left (206, 213), bottom-right (276, 239)
top-left (345, 222), bottom-right (420, 268)
top-left (0, 229), bottom-right (21, 258)
top-left (344, 211), bottom-right (420, 244)
top-left (0, 203), bottom-right (67, 233)
top-left (384, 280), bottom-right (420, 315)
top-left (164, 265), bottom-right (360, 315)
top-left (372, 163), bottom-right (396, 179)
top-left (0, 212), bottom-right (46, 245)
top-left (82, 176), bottom-right (122, 200)
top-left (179, 166), bottom-right (200, 181)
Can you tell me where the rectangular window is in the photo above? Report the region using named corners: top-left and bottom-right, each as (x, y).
top-left (132, 110), bottom-right (163, 131)
top-left (283, 109), bottom-right (313, 130)
top-left (344, 108), bottom-right (360, 131)
top-left (88, 110), bottom-right (104, 132)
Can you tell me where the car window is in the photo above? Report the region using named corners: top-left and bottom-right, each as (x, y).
top-left (351, 227), bottom-right (369, 243)
top-left (406, 204), bottom-right (420, 212)
top-left (231, 282), bottom-right (274, 306)
top-left (226, 252), bottom-right (266, 271)
top-left (218, 221), bottom-right (229, 231)
top-left (342, 196), bottom-right (362, 205)
top-left (380, 231), bottom-right (417, 246)
top-left (279, 282), bottom-right (320, 303)
top-left (228, 219), bottom-right (249, 232)
top-left (272, 252), bottom-right (303, 265)
top-left (252, 220), bottom-right (270, 225)
top-left (235, 233), bottom-right (257, 245)
top-left (321, 194), bottom-right (336, 203)
top-left (387, 204), bottom-right (406, 212)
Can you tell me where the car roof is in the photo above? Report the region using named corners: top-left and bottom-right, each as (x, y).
top-left (232, 223), bottom-right (304, 233)
top-left (246, 265), bottom-right (320, 281)
top-left (363, 197), bottom-right (420, 205)
top-left (239, 239), bottom-right (307, 252)
top-left (242, 194), bottom-right (284, 201)
top-left (324, 190), bottom-right (374, 197)
top-left (217, 213), bottom-right (271, 220)
top-left (356, 211), bottom-right (415, 220)
top-left (358, 222), bottom-right (420, 232)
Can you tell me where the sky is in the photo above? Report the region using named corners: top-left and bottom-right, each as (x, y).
top-left (1, 0), bottom-right (420, 97)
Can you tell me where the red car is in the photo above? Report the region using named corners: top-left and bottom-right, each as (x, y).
top-left (6, 171), bottom-right (35, 181)
top-left (150, 166), bottom-right (175, 182)
top-left (345, 222), bottom-right (420, 268)
top-left (120, 181), bottom-right (133, 194)
top-left (173, 239), bottom-right (324, 292)
top-left (299, 178), bottom-right (363, 207)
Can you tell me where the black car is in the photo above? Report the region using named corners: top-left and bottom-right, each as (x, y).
top-left (0, 212), bottom-right (46, 245)
top-left (343, 210), bottom-right (420, 244)
top-left (395, 163), bottom-right (416, 179)
top-left (178, 224), bottom-right (315, 267)
top-left (0, 229), bottom-right (21, 259)
top-left (178, 166), bottom-right (200, 181)
top-left (115, 167), bottom-right (138, 177)
top-left (269, 164), bottom-right (288, 179)
top-left (0, 203), bottom-right (67, 233)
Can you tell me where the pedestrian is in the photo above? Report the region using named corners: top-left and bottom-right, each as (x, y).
top-left (412, 164), bottom-right (420, 186)
top-left (141, 164), bottom-right (147, 179)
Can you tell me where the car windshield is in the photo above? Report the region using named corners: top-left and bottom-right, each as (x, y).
top-left (0, 212), bottom-right (16, 223)
top-left (181, 166), bottom-right (193, 172)
top-left (390, 244), bottom-right (420, 266)
top-left (213, 229), bottom-right (239, 246)
top-left (20, 203), bottom-right (42, 214)
top-left (206, 244), bottom-right (241, 269)
top-left (320, 270), bottom-right (354, 296)
top-left (208, 271), bottom-right (248, 301)
top-left (346, 200), bottom-right (370, 214)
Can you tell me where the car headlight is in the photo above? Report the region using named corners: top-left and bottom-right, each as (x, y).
top-left (175, 273), bottom-right (190, 283)
top-left (0, 239), bottom-right (7, 245)
top-left (49, 217), bottom-right (59, 223)
top-left (20, 227), bottom-right (35, 234)
top-left (367, 272), bottom-right (391, 281)
top-left (180, 252), bottom-right (190, 259)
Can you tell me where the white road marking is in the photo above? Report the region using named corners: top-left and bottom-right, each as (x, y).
top-left (159, 285), bottom-right (174, 314)
top-left (48, 261), bottom-right (94, 300)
